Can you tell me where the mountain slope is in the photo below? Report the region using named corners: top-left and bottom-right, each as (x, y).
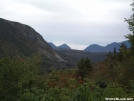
top-left (57, 49), bottom-right (107, 65)
top-left (49, 42), bottom-right (57, 49)
top-left (0, 18), bottom-right (63, 62)
top-left (84, 40), bottom-right (130, 52)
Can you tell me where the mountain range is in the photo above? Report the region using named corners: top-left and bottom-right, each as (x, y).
top-left (50, 41), bottom-right (130, 52)
top-left (84, 41), bottom-right (130, 52)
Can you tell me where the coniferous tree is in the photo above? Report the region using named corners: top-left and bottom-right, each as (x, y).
top-left (107, 52), bottom-right (113, 59)
top-left (77, 57), bottom-right (92, 81)
top-left (125, 1), bottom-right (134, 58)
top-left (119, 0), bottom-right (134, 86)
top-left (119, 43), bottom-right (127, 52)
top-left (113, 47), bottom-right (117, 56)
top-left (77, 57), bottom-right (85, 81)
top-left (85, 57), bottom-right (92, 72)
top-left (116, 43), bottom-right (127, 62)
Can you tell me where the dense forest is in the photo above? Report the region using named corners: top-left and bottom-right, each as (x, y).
top-left (0, 1), bottom-right (134, 101)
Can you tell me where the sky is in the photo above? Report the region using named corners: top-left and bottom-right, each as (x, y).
top-left (0, 0), bottom-right (133, 50)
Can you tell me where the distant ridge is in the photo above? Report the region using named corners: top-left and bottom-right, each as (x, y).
top-left (49, 42), bottom-right (71, 49)
top-left (84, 40), bottom-right (130, 52)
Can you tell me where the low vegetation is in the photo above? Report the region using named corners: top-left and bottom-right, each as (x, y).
top-left (0, 50), bottom-right (134, 101)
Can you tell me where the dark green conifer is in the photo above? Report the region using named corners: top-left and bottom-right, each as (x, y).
top-left (77, 57), bottom-right (92, 81)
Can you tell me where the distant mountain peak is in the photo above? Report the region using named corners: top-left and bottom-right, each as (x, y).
top-left (49, 43), bottom-right (71, 50)
top-left (58, 44), bottom-right (71, 49)
top-left (84, 41), bottom-right (130, 52)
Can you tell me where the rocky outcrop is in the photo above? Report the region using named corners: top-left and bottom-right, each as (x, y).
top-left (0, 18), bottom-right (64, 62)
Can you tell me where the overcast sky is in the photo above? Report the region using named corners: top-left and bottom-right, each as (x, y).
top-left (0, 0), bottom-right (133, 50)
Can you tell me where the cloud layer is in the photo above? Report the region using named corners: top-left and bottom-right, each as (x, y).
top-left (0, 0), bottom-right (132, 50)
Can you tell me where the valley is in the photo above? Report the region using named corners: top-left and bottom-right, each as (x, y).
top-left (0, 11), bottom-right (134, 100)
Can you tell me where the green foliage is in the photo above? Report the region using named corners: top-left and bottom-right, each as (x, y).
top-left (0, 54), bottom-right (40, 101)
top-left (102, 83), bottom-right (127, 98)
top-left (129, 80), bottom-right (134, 98)
top-left (19, 87), bottom-right (45, 101)
top-left (0, 54), bottom-right (134, 101)
top-left (96, 80), bottom-right (107, 89)
top-left (108, 1), bottom-right (134, 86)
top-left (77, 57), bottom-right (92, 81)
top-left (125, 1), bottom-right (134, 58)
top-left (72, 83), bottom-right (92, 101)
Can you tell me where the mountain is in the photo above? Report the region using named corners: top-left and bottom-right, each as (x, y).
top-left (0, 18), bottom-right (64, 64)
top-left (49, 43), bottom-right (71, 50)
top-left (84, 40), bottom-right (130, 52)
top-left (84, 44), bottom-right (105, 52)
top-left (58, 44), bottom-right (71, 49)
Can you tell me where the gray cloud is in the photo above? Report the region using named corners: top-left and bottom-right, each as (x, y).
top-left (0, 0), bottom-right (132, 49)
